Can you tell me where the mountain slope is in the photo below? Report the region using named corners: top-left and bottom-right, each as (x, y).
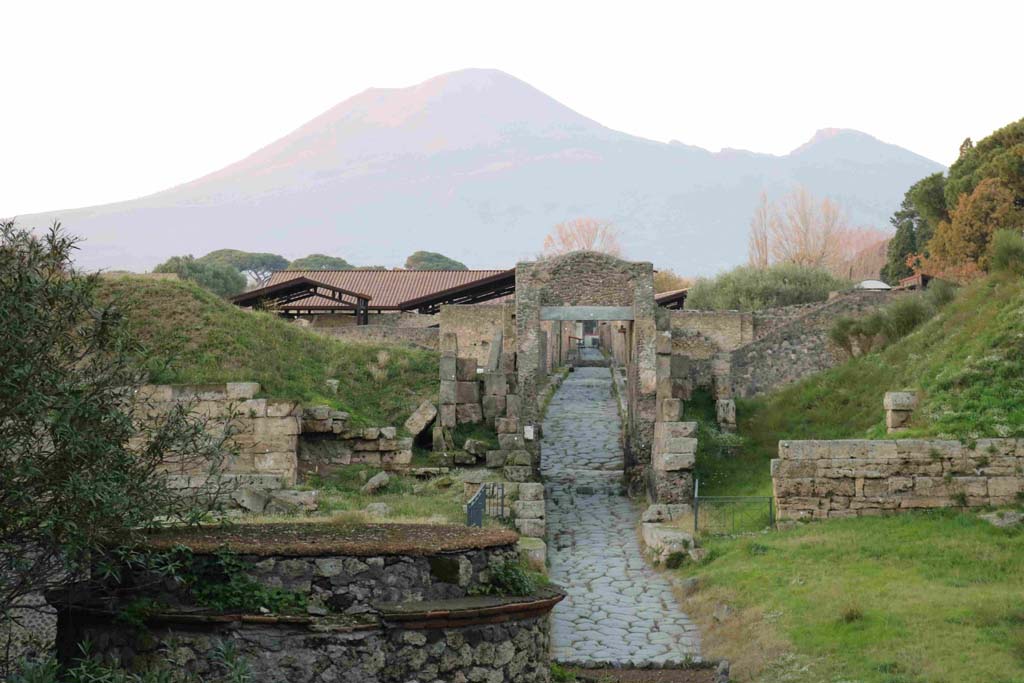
top-left (21, 69), bottom-right (944, 273)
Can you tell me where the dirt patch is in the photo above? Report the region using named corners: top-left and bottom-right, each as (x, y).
top-left (569, 667), bottom-right (718, 682)
top-left (144, 522), bottom-right (518, 556)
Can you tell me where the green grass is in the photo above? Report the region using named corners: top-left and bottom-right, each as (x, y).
top-left (305, 465), bottom-right (464, 523)
top-left (683, 511), bottom-right (1024, 682)
top-left (99, 276), bottom-right (438, 426)
top-left (708, 274), bottom-right (1024, 496)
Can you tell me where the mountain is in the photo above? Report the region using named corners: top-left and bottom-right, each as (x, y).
top-left (18, 69), bottom-right (945, 274)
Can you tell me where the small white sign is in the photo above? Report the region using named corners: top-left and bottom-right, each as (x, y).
top-left (523, 425), bottom-right (535, 441)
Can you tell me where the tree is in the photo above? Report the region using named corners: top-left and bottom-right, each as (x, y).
top-left (153, 255), bottom-right (246, 296)
top-left (653, 268), bottom-right (692, 294)
top-left (880, 195), bottom-right (919, 284)
top-left (907, 173), bottom-right (949, 246)
top-left (404, 251), bottom-right (468, 270)
top-left (0, 222), bottom-right (230, 666)
top-left (541, 218), bottom-right (622, 257)
top-left (747, 187), bottom-right (888, 279)
top-left (288, 254), bottom-right (355, 270)
top-left (198, 249), bottom-right (289, 286)
top-left (929, 177), bottom-right (1021, 271)
top-left (945, 118), bottom-right (1024, 209)
top-left (748, 192), bottom-right (771, 268)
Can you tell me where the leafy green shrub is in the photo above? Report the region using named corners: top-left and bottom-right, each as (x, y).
top-left (478, 561), bottom-right (547, 596)
top-left (923, 279), bottom-right (957, 308)
top-left (988, 229), bottom-right (1024, 275)
top-left (550, 663), bottom-right (577, 682)
top-left (881, 297), bottom-right (932, 340)
top-left (685, 263), bottom-right (850, 311)
top-left (153, 255), bottom-right (246, 296)
top-left (665, 551), bottom-right (689, 569)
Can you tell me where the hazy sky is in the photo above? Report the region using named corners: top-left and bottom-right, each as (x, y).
top-left (3, 0), bottom-right (1021, 217)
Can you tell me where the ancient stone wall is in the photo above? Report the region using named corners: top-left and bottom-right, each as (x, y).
top-left (57, 609), bottom-right (555, 683)
top-left (139, 383), bottom-right (301, 486)
top-left (304, 311), bottom-right (437, 328)
top-left (670, 310), bottom-right (753, 351)
top-left (728, 291), bottom-right (897, 397)
top-left (310, 325), bottom-right (439, 350)
top-left (516, 252), bottom-right (657, 473)
top-left (298, 407), bottom-right (413, 477)
top-left (439, 304), bottom-right (507, 368)
top-left (772, 438), bottom-right (1024, 519)
top-left (52, 535), bottom-right (558, 683)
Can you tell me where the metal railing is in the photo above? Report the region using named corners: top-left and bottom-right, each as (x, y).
top-left (693, 479), bottom-right (775, 535)
top-left (466, 482), bottom-right (506, 527)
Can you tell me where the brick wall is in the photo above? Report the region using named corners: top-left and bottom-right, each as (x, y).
top-left (772, 438), bottom-right (1024, 519)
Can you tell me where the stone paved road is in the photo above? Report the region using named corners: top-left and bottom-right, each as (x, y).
top-left (543, 360), bottom-right (700, 667)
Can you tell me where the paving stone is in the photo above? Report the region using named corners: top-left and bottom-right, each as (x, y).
top-left (541, 363), bottom-right (700, 667)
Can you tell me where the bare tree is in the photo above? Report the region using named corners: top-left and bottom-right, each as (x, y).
top-left (542, 218), bottom-right (622, 257)
top-left (748, 192), bottom-right (771, 268)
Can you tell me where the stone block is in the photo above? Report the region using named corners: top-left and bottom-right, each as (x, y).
top-left (440, 332), bottom-right (458, 357)
top-left (305, 405), bottom-right (331, 421)
top-left (482, 395), bottom-right (506, 419)
top-left (654, 449), bottom-right (696, 472)
top-left (518, 483), bottom-right (544, 501)
top-left (254, 416), bottom-right (301, 436)
top-left (440, 380), bottom-right (457, 404)
top-left (439, 356), bottom-right (457, 382)
top-left (226, 382), bottom-right (260, 399)
top-left (716, 399), bottom-right (736, 430)
top-left (237, 399), bottom-right (267, 418)
top-left (353, 439), bottom-right (380, 451)
top-left (506, 450), bottom-right (533, 466)
top-left (513, 500), bottom-right (545, 519)
top-left (656, 331), bottom-right (672, 355)
top-left (503, 466), bottom-right (533, 482)
top-left (500, 352), bottom-right (516, 373)
top-left (361, 427), bottom-right (380, 440)
top-left (517, 537), bottom-right (546, 572)
top-left (655, 421), bottom-right (698, 440)
top-left (495, 417), bottom-right (519, 434)
top-left (514, 518), bottom-right (545, 537)
top-left (266, 400), bottom-right (300, 418)
top-left (231, 487), bottom-right (270, 513)
top-left (485, 451), bottom-right (507, 468)
top-left (670, 355), bottom-right (690, 379)
top-left (884, 391), bottom-right (918, 411)
top-left (483, 372), bottom-right (508, 396)
top-left (498, 433), bottom-right (525, 450)
top-left (381, 450), bottom-right (413, 466)
top-left (379, 426), bottom-right (397, 439)
top-left (455, 381), bottom-right (480, 403)
top-left (440, 404), bottom-right (457, 428)
top-left (463, 438), bottom-right (489, 456)
top-left (254, 452), bottom-right (295, 473)
top-left (886, 410), bottom-right (913, 432)
top-left (456, 403), bottom-right (483, 424)
top-left (378, 438), bottom-right (398, 451)
top-left (453, 451), bottom-right (476, 465)
top-left (505, 394), bottom-right (521, 418)
top-left (658, 398), bottom-right (684, 422)
top-left (456, 357), bottom-right (478, 381)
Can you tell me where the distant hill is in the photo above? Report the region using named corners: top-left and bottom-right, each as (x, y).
top-left (20, 69), bottom-right (945, 275)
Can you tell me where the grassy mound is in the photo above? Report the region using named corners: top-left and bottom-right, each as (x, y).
top-left (681, 511), bottom-right (1024, 682)
top-left (707, 274), bottom-right (1024, 496)
top-left (100, 276), bottom-right (438, 426)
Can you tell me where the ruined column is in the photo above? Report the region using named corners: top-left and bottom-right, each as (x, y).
top-left (884, 391), bottom-right (917, 433)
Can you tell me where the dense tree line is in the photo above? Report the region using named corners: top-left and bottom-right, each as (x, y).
top-left (881, 119), bottom-right (1024, 283)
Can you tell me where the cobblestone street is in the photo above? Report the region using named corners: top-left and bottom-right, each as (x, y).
top-left (543, 359), bottom-right (700, 667)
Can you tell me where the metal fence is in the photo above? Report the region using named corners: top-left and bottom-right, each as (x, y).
top-left (466, 482), bottom-right (506, 527)
top-left (693, 480), bottom-right (774, 535)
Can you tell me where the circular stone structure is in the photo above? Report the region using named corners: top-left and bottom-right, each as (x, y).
top-left (51, 522), bottom-right (563, 683)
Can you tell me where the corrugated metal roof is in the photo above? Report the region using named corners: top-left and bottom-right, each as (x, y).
top-left (267, 269), bottom-right (509, 310)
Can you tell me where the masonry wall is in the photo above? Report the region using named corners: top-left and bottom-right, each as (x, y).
top-left (310, 325), bottom-right (439, 350)
top-left (728, 290), bottom-right (897, 397)
top-left (772, 438), bottom-right (1024, 519)
top-left (670, 310), bottom-right (753, 351)
top-left (439, 304), bottom-right (507, 368)
top-left (138, 383), bottom-right (300, 486)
